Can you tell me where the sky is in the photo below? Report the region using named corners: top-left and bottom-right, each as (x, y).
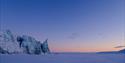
top-left (0, 0), bottom-right (125, 52)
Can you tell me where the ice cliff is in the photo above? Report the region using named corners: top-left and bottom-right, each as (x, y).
top-left (0, 30), bottom-right (50, 54)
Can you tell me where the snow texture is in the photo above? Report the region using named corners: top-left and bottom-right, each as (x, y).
top-left (0, 30), bottom-right (23, 53)
top-left (0, 53), bottom-right (125, 63)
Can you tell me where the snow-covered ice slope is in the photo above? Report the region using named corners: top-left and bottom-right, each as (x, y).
top-left (0, 30), bottom-right (50, 54)
top-left (0, 53), bottom-right (125, 63)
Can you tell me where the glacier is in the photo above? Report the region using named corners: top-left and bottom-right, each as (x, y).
top-left (0, 30), bottom-right (50, 54)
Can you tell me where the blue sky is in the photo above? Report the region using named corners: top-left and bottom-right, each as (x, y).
top-left (1, 0), bottom-right (125, 52)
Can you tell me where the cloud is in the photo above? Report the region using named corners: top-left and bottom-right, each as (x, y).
top-left (114, 46), bottom-right (125, 48)
top-left (68, 33), bottom-right (80, 39)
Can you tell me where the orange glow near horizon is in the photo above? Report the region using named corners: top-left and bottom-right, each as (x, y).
top-left (49, 40), bottom-right (124, 52)
top-left (50, 47), bottom-right (124, 52)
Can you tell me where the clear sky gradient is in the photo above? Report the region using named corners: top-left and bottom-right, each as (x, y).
top-left (1, 0), bottom-right (125, 52)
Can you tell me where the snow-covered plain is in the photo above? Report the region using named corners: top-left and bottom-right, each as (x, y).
top-left (0, 53), bottom-right (125, 63)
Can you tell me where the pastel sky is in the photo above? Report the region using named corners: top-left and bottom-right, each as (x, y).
top-left (1, 0), bottom-right (125, 52)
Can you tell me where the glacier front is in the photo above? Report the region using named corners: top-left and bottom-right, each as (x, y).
top-left (0, 30), bottom-right (50, 54)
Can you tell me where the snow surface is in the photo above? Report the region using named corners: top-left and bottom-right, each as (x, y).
top-left (0, 53), bottom-right (125, 63)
